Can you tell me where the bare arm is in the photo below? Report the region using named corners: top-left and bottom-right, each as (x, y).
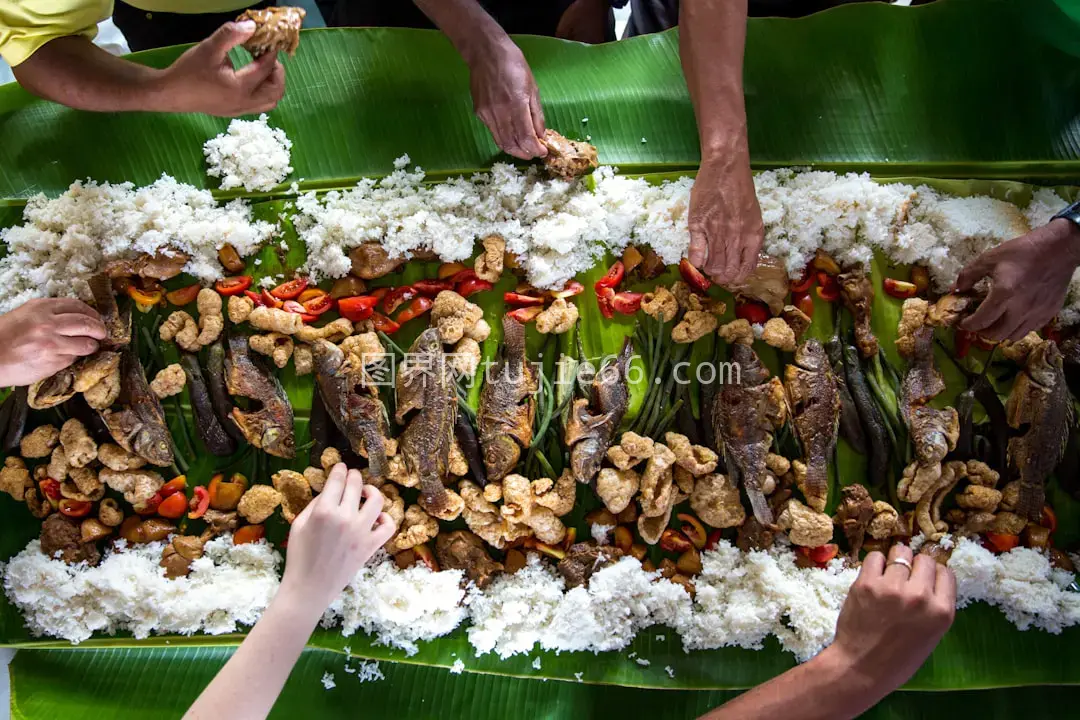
top-left (680, 0), bottom-right (763, 285)
top-left (12, 22), bottom-right (285, 117)
top-left (413, 0), bottom-right (547, 158)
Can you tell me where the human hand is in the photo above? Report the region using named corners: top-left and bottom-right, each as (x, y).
top-left (469, 40), bottom-right (547, 159)
top-left (828, 544), bottom-right (955, 695)
top-left (159, 21), bottom-right (285, 117)
top-left (955, 218), bottom-right (1080, 341)
top-left (688, 151), bottom-right (764, 285)
top-left (280, 464), bottom-right (397, 610)
top-left (0, 298), bottom-right (107, 387)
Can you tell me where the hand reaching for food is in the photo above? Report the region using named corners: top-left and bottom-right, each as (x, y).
top-left (955, 218), bottom-right (1080, 341)
top-left (688, 153), bottom-right (764, 286)
top-left (0, 298), bottom-right (107, 387)
top-left (469, 40), bottom-right (548, 160)
top-left (160, 21), bottom-right (286, 117)
top-left (281, 463), bottom-right (397, 608)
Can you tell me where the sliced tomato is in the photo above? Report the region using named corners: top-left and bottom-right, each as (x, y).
top-left (338, 295), bottom-right (379, 322)
top-left (704, 529), bottom-right (724, 551)
top-left (551, 280), bottom-right (585, 299)
top-left (955, 328), bottom-right (973, 358)
top-left (134, 492), bottom-right (163, 516)
top-left (458, 278), bottom-right (493, 298)
top-left (797, 543), bottom-right (839, 566)
top-left (883, 277), bottom-right (917, 299)
top-left (450, 269), bottom-right (478, 285)
top-left (383, 286), bottom-right (417, 314)
top-left (413, 279), bottom-right (454, 297)
top-left (260, 289), bottom-right (284, 309)
top-left (166, 284), bottom-right (201, 306)
top-left (679, 258), bottom-right (712, 293)
top-left (369, 287), bottom-right (391, 301)
top-left (282, 300), bottom-right (317, 322)
top-left (160, 476), bottom-right (187, 498)
top-left (1041, 505), bottom-right (1058, 533)
top-left (188, 486), bottom-right (210, 520)
top-left (302, 292), bottom-right (334, 317)
top-left (157, 492), bottom-right (188, 519)
top-left (504, 292), bottom-right (544, 307)
top-left (270, 277), bottom-right (309, 300)
top-left (595, 260), bottom-right (625, 291)
top-left (984, 532), bottom-right (1020, 554)
top-left (596, 285), bottom-right (615, 319)
top-left (790, 268), bottom-right (815, 293)
top-left (297, 288), bottom-right (326, 304)
top-left (816, 273), bottom-right (840, 302)
top-left (244, 290), bottom-right (264, 307)
top-left (508, 306), bottom-right (544, 323)
top-left (371, 312), bottom-right (401, 334)
top-left (396, 296), bottom-right (433, 323)
top-left (215, 276), bottom-right (253, 296)
top-left (39, 478), bottom-right (61, 501)
top-left (910, 266), bottom-right (930, 295)
top-left (792, 291), bottom-right (814, 318)
top-left (233, 525), bottom-right (265, 545)
top-left (438, 262), bottom-right (468, 280)
top-left (612, 291), bottom-right (643, 315)
top-left (735, 300), bottom-right (770, 325)
top-left (59, 499), bottom-right (92, 518)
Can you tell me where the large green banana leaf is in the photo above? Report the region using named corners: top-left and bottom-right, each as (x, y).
top-left (2, 0), bottom-right (1080, 203)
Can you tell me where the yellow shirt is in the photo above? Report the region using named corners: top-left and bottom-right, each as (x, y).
top-left (0, 0), bottom-right (253, 67)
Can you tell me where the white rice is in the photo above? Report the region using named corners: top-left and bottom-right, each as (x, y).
top-left (204, 114), bottom-right (293, 192)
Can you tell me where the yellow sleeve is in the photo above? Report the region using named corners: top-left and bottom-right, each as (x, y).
top-left (0, 0), bottom-right (110, 67)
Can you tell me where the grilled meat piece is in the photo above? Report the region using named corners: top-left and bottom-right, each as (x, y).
top-left (28, 370), bottom-right (76, 410)
top-left (224, 334), bottom-right (295, 459)
top-left (838, 272), bottom-right (879, 358)
top-left (396, 329), bottom-right (458, 516)
top-left (1007, 340), bottom-right (1073, 521)
top-left (103, 252), bottom-right (187, 281)
top-left (556, 542), bottom-right (625, 588)
top-left (901, 326), bottom-right (945, 416)
top-left (926, 293), bottom-right (975, 328)
top-left (238, 6), bottom-right (306, 57)
top-left (99, 348), bottom-right (174, 466)
top-left (565, 340), bottom-right (632, 484)
top-left (713, 343), bottom-right (786, 526)
top-left (435, 530), bottom-right (503, 589)
top-left (180, 353), bottom-right (237, 456)
top-left (88, 273), bottom-right (131, 349)
top-left (910, 405), bottom-right (959, 466)
top-left (41, 514), bottom-right (100, 566)
top-left (312, 339), bottom-right (392, 481)
top-left (833, 484), bottom-right (875, 558)
top-left (784, 340), bottom-right (840, 512)
top-left (541, 130), bottom-right (599, 181)
top-left (726, 254), bottom-right (789, 315)
top-left (478, 316), bottom-right (537, 482)
top-left (350, 243), bottom-right (405, 280)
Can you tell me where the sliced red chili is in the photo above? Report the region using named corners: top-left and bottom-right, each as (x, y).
top-left (508, 306), bottom-right (544, 323)
top-left (882, 277), bottom-right (917, 299)
top-left (188, 486), bottom-right (210, 520)
top-left (816, 274), bottom-right (841, 302)
top-left (792, 291), bottom-right (814, 318)
top-left (338, 296), bottom-right (379, 323)
top-left (458, 278), bottom-right (493, 298)
top-left (679, 258), bottom-right (712, 293)
top-left (450, 268), bottom-right (478, 285)
top-left (215, 276), bottom-right (253, 296)
top-left (244, 290), bottom-right (264, 307)
top-left (383, 286), bottom-right (418, 314)
top-left (790, 269), bottom-right (814, 294)
top-left (396, 296), bottom-right (434, 323)
top-left (371, 312), bottom-right (401, 334)
top-left (270, 277), bottom-right (309, 300)
top-left (735, 301), bottom-right (770, 325)
top-left (612, 291), bottom-right (643, 315)
top-left (504, 292), bottom-right (544, 307)
top-left (413, 279), bottom-right (454, 297)
top-left (595, 260), bottom-right (625, 291)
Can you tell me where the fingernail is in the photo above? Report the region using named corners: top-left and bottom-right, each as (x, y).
top-left (235, 20), bottom-right (256, 32)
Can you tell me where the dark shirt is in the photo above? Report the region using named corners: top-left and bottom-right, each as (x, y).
top-left (625, 0), bottom-right (891, 37)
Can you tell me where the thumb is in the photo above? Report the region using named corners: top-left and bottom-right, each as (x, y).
top-left (953, 253), bottom-right (994, 293)
top-left (198, 20), bottom-right (256, 63)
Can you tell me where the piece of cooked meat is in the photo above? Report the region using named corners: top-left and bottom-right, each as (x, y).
top-left (435, 530), bottom-right (503, 589)
top-left (556, 542), bottom-right (624, 588)
top-left (540, 130), bottom-right (599, 180)
top-left (838, 272), bottom-right (879, 358)
top-left (237, 6), bottom-right (306, 57)
top-left (40, 514), bottom-right (101, 566)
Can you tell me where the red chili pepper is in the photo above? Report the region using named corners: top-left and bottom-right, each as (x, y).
top-left (450, 269), bottom-right (478, 285)
top-left (413, 279), bottom-right (454, 297)
top-left (383, 286), bottom-right (417, 314)
top-left (58, 499), bottom-right (92, 518)
top-left (550, 280), bottom-right (585, 299)
top-left (595, 285), bottom-right (615, 319)
top-left (260, 289), bottom-right (284, 309)
top-left (612, 291), bottom-right (643, 315)
top-left (735, 301), bottom-right (770, 325)
top-left (159, 476), bottom-right (187, 498)
top-left (1041, 505), bottom-right (1058, 533)
top-left (792, 291), bottom-right (814, 318)
top-left (188, 486), bottom-right (210, 520)
top-left (790, 269), bottom-right (815, 294)
top-left (165, 284), bottom-right (201, 306)
top-left (270, 277), bottom-right (309, 300)
top-left (955, 329), bottom-right (973, 359)
top-left (595, 260), bottom-right (625, 291)
top-left (508, 306), bottom-right (544, 323)
top-left (337, 295), bottom-right (379, 323)
top-left (984, 532), bottom-right (1020, 554)
top-left (816, 273), bottom-right (841, 302)
top-left (244, 290), bottom-right (264, 307)
top-left (39, 478), bottom-right (61, 501)
top-left (370, 312), bottom-right (401, 334)
top-left (215, 276), bottom-right (252, 296)
top-left (395, 296), bottom-right (433, 323)
top-left (157, 492), bottom-right (188, 519)
top-left (883, 277), bottom-right (918, 299)
top-left (458, 278), bottom-right (493, 298)
top-left (679, 258), bottom-right (712, 293)
top-left (302, 293), bottom-right (334, 317)
top-left (504, 292), bottom-right (544, 307)
top-left (704, 529), bottom-right (724, 551)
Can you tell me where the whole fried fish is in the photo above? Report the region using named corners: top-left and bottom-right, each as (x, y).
top-left (478, 316), bottom-right (537, 482)
top-left (838, 272), bottom-right (879, 358)
top-left (224, 334), bottom-right (295, 458)
top-left (784, 339), bottom-right (840, 512)
top-left (396, 328), bottom-right (457, 515)
top-left (565, 340), bottom-right (632, 484)
top-left (99, 348), bottom-right (174, 466)
top-left (1007, 340), bottom-right (1073, 521)
top-left (313, 339), bottom-right (391, 481)
top-left (88, 273), bottom-right (131, 349)
top-left (713, 343), bottom-right (786, 526)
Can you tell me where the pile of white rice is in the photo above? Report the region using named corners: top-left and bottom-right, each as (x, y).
top-left (0, 176), bottom-right (276, 313)
top-left (204, 114), bottom-right (294, 193)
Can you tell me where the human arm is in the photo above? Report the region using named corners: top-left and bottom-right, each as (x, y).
top-left (12, 22), bottom-right (285, 116)
top-left (955, 218), bottom-right (1080, 341)
top-left (184, 464), bottom-right (397, 720)
top-left (680, 0), bottom-right (763, 285)
top-left (700, 544), bottom-right (956, 720)
top-left (0, 298), bottom-right (107, 386)
top-left (413, 0), bottom-right (547, 159)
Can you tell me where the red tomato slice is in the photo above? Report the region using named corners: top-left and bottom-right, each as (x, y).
top-left (338, 296), bottom-right (379, 322)
top-left (595, 260), bottom-right (625, 291)
top-left (215, 276), bottom-right (253, 296)
top-left (371, 312), bottom-right (401, 334)
top-left (383, 286), bottom-right (417, 314)
top-left (679, 258), bottom-right (712, 293)
top-left (550, 280), bottom-right (584, 299)
top-left (611, 291), bottom-right (643, 315)
top-left (188, 486), bottom-right (210, 520)
top-left (157, 492), bottom-right (188, 519)
top-left (297, 288), bottom-right (327, 304)
top-left (595, 286), bottom-right (615, 319)
top-left (160, 476), bottom-right (187, 498)
top-left (244, 290), bottom-right (264, 307)
top-left (508, 306), bottom-right (543, 323)
top-left (260, 289), bottom-right (284, 309)
top-left (396, 296), bottom-right (434, 323)
top-left (735, 301), bottom-right (770, 325)
top-left (369, 287), bottom-right (391, 301)
top-left (450, 269), bottom-right (478, 285)
top-left (166, 284), bottom-right (201, 306)
top-left (504, 292), bottom-right (544, 307)
top-left (790, 269), bottom-right (814, 293)
top-left (302, 293), bottom-right (334, 316)
top-left (270, 277), bottom-right (309, 300)
top-left (458, 278), bottom-right (493, 298)
top-left (413, 279), bottom-right (454, 297)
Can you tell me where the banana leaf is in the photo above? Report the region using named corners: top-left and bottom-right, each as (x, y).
top-left (8, 647), bottom-right (1080, 720)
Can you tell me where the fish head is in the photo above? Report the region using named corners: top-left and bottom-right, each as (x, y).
top-left (1028, 340), bottom-right (1065, 388)
top-left (410, 328), bottom-right (443, 355)
top-left (311, 339), bottom-right (344, 374)
top-left (133, 427), bottom-right (174, 466)
top-left (794, 339), bottom-right (826, 372)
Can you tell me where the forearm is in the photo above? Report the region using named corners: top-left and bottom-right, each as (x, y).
top-left (12, 36), bottom-right (171, 112)
top-left (413, 0), bottom-right (514, 65)
top-left (679, 0), bottom-right (750, 161)
top-left (184, 584), bottom-right (320, 719)
top-left (699, 646), bottom-right (887, 720)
